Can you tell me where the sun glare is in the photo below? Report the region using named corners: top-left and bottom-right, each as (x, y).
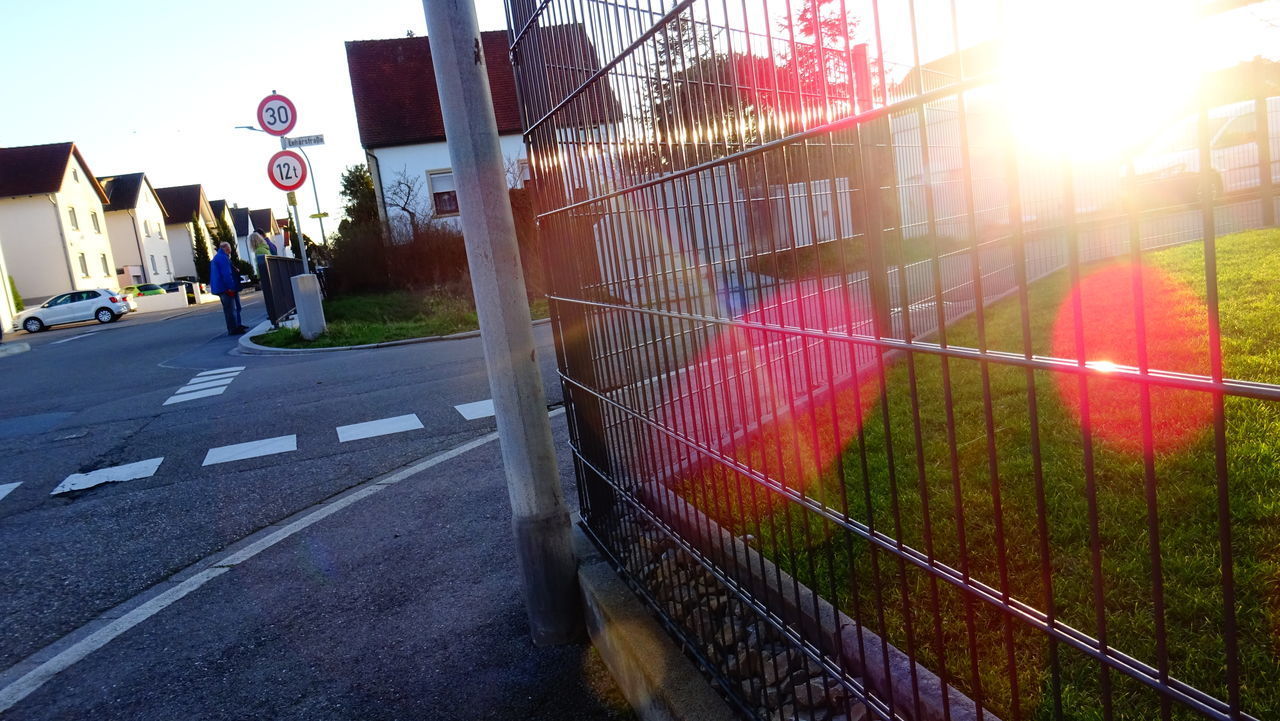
top-left (1000, 0), bottom-right (1205, 160)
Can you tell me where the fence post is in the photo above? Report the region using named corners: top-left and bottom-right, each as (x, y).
top-left (422, 0), bottom-right (582, 645)
top-left (1255, 59), bottom-right (1274, 227)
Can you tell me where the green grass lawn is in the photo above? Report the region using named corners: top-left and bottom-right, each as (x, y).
top-left (252, 289), bottom-right (549, 349)
top-left (690, 229), bottom-right (1280, 719)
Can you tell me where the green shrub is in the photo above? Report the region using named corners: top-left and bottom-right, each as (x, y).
top-left (8, 275), bottom-right (22, 312)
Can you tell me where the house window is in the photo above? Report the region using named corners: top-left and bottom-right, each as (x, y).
top-left (100, 254), bottom-right (110, 276)
top-left (144, 220), bottom-right (151, 236)
top-left (68, 207), bottom-right (79, 230)
top-left (72, 169), bottom-right (79, 183)
top-left (78, 253), bottom-right (89, 277)
top-left (163, 255), bottom-right (171, 273)
top-left (428, 170), bottom-right (459, 217)
top-left (90, 211), bottom-right (100, 233)
top-left (150, 255), bottom-right (158, 273)
top-left (517, 159), bottom-right (531, 186)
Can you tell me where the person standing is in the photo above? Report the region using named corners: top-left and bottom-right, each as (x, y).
top-left (211, 241), bottom-right (246, 335)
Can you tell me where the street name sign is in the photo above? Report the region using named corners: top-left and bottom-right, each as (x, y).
top-left (282, 134), bottom-right (325, 149)
top-left (257, 94), bottom-right (297, 136)
top-left (268, 150), bottom-right (308, 192)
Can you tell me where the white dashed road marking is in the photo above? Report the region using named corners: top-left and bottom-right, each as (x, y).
top-left (0, 482), bottom-right (20, 503)
top-left (50, 458), bottom-right (164, 495)
top-left (202, 435), bottom-right (297, 466)
top-left (454, 399), bottom-right (496, 420)
top-left (164, 367), bottom-right (244, 405)
top-left (336, 414), bottom-right (425, 443)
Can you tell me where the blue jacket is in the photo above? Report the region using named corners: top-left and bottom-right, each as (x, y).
top-left (210, 250), bottom-right (239, 294)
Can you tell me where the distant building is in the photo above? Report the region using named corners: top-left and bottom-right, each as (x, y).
top-left (230, 205), bottom-right (253, 259)
top-left (98, 172), bottom-right (173, 286)
top-left (0, 142), bottom-right (118, 303)
top-left (249, 209), bottom-right (285, 256)
top-left (155, 184), bottom-right (215, 280)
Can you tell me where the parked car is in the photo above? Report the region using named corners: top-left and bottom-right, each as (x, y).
top-left (160, 281), bottom-right (197, 303)
top-left (122, 283), bottom-right (165, 297)
top-left (1125, 97), bottom-right (1280, 205)
top-left (13, 289), bottom-right (132, 333)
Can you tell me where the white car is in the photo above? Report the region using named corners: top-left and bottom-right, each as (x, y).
top-left (13, 289), bottom-right (133, 333)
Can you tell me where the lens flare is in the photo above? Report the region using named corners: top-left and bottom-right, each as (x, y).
top-left (647, 282), bottom-right (881, 526)
top-left (1052, 263), bottom-right (1212, 455)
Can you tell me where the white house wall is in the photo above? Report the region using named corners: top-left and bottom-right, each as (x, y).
top-left (166, 223), bottom-right (198, 279)
top-left (0, 196), bottom-right (71, 302)
top-left (369, 133), bottom-right (527, 235)
top-left (0, 235), bottom-right (14, 332)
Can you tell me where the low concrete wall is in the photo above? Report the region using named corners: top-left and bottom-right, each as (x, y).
top-left (575, 525), bottom-right (737, 721)
top-left (132, 293), bottom-right (189, 313)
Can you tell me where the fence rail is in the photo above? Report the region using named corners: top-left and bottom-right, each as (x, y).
top-left (506, 0), bottom-right (1280, 718)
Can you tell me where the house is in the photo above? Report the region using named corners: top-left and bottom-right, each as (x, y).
top-left (230, 205), bottom-right (253, 259)
top-left (0, 142), bottom-right (118, 303)
top-left (98, 173), bottom-right (173, 286)
top-left (0, 237), bottom-right (15, 333)
top-left (208, 199), bottom-right (237, 255)
top-left (154, 184), bottom-right (215, 280)
top-left (249, 209), bottom-right (284, 255)
top-left (344, 33), bottom-right (528, 239)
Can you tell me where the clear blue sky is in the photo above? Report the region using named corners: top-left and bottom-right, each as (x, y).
top-left (0, 0), bottom-right (510, 241)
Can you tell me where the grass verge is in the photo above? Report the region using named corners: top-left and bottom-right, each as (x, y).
top-left (686, 229), bottom-right (1280, 720)
top-left (251, 290), bottom-right (549, 349)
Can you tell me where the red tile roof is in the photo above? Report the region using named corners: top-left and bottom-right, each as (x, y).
top-left (345, 32), bottom-right (524, 149)
top-left (0, 142), bottom-right (109, 203)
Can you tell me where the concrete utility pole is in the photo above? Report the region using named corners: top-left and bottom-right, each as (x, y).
top-left (421, 0), bottom-right (581, 645)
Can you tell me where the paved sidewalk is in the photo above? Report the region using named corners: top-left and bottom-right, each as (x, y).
top-left (4, 417), bottom-right (635, 720)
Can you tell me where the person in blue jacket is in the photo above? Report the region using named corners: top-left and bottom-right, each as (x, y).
top-left (211, 241), bottom-right (246, 335)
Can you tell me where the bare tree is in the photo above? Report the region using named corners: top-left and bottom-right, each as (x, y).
top-left (383, 168), bottom-right (430, 243)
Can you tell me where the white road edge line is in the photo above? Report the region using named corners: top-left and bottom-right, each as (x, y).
top-left (0, 482), bottom-right (20, 503)
top-left (202, 435), bottom-right (297, 466)
top-left (48, 331), bottom-right (101, 346)
top-left (336, 414), bottom-right (425, 443)
top-left (162, 387), bottom-right (226, 405)
top-left (0, 408), bottom-right (565, 713)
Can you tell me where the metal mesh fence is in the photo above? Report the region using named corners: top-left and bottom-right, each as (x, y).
top-left (504, 0), bottom-right (1280, 718)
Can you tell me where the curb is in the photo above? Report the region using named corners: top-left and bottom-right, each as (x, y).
top-left (574, 525), bottom-right (737, 721)
top-left (237, 317), bottom-right (552, 355)
top-left (0, 342), bottom-right (30, 359)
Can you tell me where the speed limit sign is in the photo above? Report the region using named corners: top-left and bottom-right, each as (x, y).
top-left (267, 150), bottom-right (307, 191)
top-left (257, 94), bottom-right (297, 136)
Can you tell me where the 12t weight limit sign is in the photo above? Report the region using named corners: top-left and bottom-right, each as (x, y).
top-left (257, 94), bottom-right (297, 136)
top-left (268, 150), bottom-right (308, 192)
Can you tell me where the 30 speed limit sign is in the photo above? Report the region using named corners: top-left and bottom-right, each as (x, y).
top-left (267, 150), bottom-right (308, 192)
top-left (257, 94), bottom-right (297, 136)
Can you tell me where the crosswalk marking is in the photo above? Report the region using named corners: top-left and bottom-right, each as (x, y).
top-left (164, 367), bottom-right (244, 405)
top-left (202, 435), bottom-right (297, 466)
top-left (163, 387), bottom-right (226, 405)
top-left (0, 482), bottom-right (21, 503)
top-left (50, 458), bottom-right (164, 495)
top-left (196, 366), bottom-right (244, 377)
top-left (454, 399), bottom-right (496, 420)
top-left (336, 414), bottom-right (425, 443)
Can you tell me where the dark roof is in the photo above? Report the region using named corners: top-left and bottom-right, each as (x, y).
top-left (98, 172), bottom-right (152, 213)
top-left (210, 199), bottom-right (229, 218)
top-left (155, 184), bottom-right (208, 225)
top-left (249, 209), bottom-right (276, 233)
top-left (345, 32), bottom-right (523, 149)
top-left (0, 142), bottom-right (110, 202)
top-left (230, 207), bottom-right (250, 236)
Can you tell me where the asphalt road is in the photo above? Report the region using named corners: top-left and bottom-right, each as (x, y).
top-left (0, 296), bottom-right (631, 719)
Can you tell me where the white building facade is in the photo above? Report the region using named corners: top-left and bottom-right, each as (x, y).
top-left (100, 173), bottom-right (174, 286)
top-left (0, 143), bottom-right (118, 303)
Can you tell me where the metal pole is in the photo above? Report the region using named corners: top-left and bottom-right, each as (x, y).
top-left (421, 0), bottom-right (580, 645)
top-left (280, 137), bottom-right (311, 273)
top-left (297, 146), bottom-right (329, 245)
